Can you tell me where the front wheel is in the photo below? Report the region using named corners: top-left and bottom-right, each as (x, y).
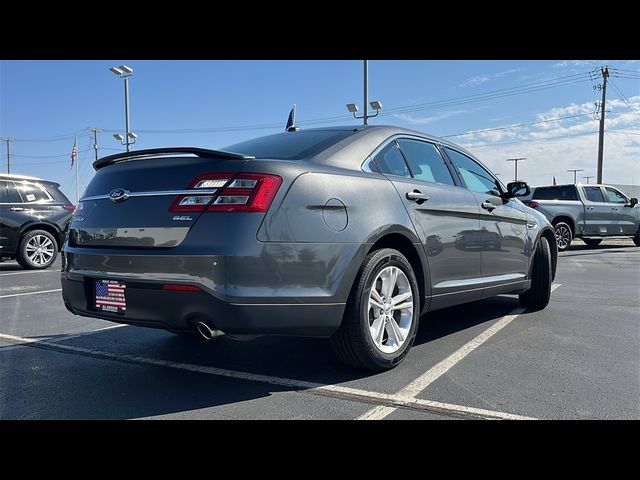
top-left (583, 239), bottom-right (602, 248)
top-left (554, 222), bottom-right (573, 251)
top-left (330, 248), bottom-right (420, 371)
top-left (519, 237), bottom-right (552, 311)
top-left (634, 227), bottom-right (640, 247)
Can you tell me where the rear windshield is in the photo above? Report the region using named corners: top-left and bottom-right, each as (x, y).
top-left (223, 130), bottom-right (355, 160)
top-left (532, 185), bottom-right (579, 201)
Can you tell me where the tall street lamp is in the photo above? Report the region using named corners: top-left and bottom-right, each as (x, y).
top-left (110, 65), bottom-right (136, 151)
top-left (346, 60), bottom-right (382, 126)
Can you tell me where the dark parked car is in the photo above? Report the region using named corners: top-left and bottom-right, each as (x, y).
top-left (61, 126), bottom-right (557, 370)
top-left (1, 173), bottom-right (74, 269)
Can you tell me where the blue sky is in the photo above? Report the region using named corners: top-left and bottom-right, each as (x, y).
top-left (1, 60), bottom-right (638, 201)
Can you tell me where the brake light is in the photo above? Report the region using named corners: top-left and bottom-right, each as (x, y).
top-left (526, 200), bottom-right (539, 209)
top-left (63, 204), bottom-right (76, 212)
top-left (169, 173), bottom-right (282, 213)
top-left (163, 284), bottom-right (202, 292)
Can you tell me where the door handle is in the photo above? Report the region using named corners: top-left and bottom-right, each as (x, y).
top-left (481, 201), bottom-right (496, 211)
top-left (406, 190), bottom-right (429, 203)
top-left (587, 206), bottom-right (594, 211)
top-left (9, 207), bottom-right (25, 211)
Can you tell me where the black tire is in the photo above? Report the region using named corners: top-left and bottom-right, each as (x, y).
top-left (634, 227), bottom-right (640, 247)
top-left (519, 237), bottom-right (552, 310)
top-left (16, 230), bottom-right (58, 270)
top-left (330, 248), bottom-right (420, 371)
top-left (583, 239), bottom-right (602, 248)
top-left (553, 221), bottom-right (573, 251)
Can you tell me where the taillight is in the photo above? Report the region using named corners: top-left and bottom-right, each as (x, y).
top-left (162, 284), bottom-right (202, 292)
top-left (169, 173), bottom-right (282, 213)
top-left (526, 200), bottom-right (539, 209)
top-left (63, 204), bottom-right (76, 212)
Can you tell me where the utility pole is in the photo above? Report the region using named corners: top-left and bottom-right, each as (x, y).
top-left (363, 60), bottom-right (368, 126)
top-left (596, 67), bottom-right (609, 184)
top-left (582, 175), bottom-right (594, 184)
top-left (567, 169), bottom-right (584, 184)
top-left (506, 157), bottom-right (525, 181)
top-left (1, 138), bottom-right (14, 174)
top-left (89, 128), bottom-right (102, 163)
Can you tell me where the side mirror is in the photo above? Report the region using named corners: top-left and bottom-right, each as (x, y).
top-left (629, 197), bottom-right (638, 207)
top-left (505, 181), bottom-right (530, 198)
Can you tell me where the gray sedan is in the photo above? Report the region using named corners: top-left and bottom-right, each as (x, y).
top-left (61, 125), bottom-right (556, 371)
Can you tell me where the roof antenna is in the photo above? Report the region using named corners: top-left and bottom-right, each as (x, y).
top-left (285, 104), bottom-right (300, 132)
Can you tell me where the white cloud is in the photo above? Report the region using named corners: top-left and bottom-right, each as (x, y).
top-left (392, 110), bottom-right (468, 125)
top-left (459, 68), bottom-right (524, 88)
top-left (453, 97), bottom-right (640, 186)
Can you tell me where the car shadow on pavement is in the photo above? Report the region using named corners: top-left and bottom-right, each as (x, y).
top-left (0, 295), bottom-right (526, 419)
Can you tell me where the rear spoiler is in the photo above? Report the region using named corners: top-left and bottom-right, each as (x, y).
top-left (93, 147), bottom-right (255, 170)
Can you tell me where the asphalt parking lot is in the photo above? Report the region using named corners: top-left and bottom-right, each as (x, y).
top-left (1, 239), bottom-right (638, 420)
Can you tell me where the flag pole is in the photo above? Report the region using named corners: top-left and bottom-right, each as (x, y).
top-left (75, 136), bottom-right (80, 204)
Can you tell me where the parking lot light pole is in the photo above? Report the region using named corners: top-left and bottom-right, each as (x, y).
top-left (567, 169), bottom-right (584, 184)
top-left (110, 65), bottom-right (135, 152)
top-left (506, 157), bottom-right (525, 182)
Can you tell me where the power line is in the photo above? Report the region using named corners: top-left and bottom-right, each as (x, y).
top-left (441, 112), bottom-right (597, 138)
top-left (607, 79), bottom-right (640, 120)
top-left (3, 71), bottom-right (594, 140)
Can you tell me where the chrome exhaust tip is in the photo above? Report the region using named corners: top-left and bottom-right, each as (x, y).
top-left (196, 320), bottom-right (223, 340)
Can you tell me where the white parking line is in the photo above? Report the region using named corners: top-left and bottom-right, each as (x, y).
top-left (0, 270), bottom-right (59, 277)
top-left (358, 283), bottom-right (562, 420)
top-left (0, 324), bottom-right (127, 352)
top-left (0, 330), bottom-right (535, 420)
top-left (0, 288), bottom-right (62, 299)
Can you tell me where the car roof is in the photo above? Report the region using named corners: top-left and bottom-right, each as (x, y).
top-left (306, 124), bottom-right (483, 169)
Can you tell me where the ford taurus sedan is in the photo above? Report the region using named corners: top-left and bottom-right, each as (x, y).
top-left (61, 125), bottom-right (557, 371)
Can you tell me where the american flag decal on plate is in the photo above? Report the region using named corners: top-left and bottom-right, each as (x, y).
top-left (95, 280), bottom-right (127, 313)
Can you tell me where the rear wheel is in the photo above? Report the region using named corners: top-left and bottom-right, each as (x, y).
top-left (553, 221), bottom-right (573, 251)
top-left (330, 248), bottom-right (420, 371)
top-left (519, 237), bottom-right (552, 310)
top-left (583, 239), bottom-right (602, 248)
top-left (16, 230), bottom-right (58, 270)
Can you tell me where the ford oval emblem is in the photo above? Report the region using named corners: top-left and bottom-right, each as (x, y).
top-left (109, 188), bottom-right (130, 203)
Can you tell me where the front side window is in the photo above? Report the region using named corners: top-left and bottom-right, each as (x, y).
top-left (373, 143), bottom-right (411, 178)
top-left (0, 181), bottom-right (7, 203)
top-left (397, 139), bottom-right (455, 186)
top-left (584, 186), bottom-right (605, 203)
top-left (605, 187), bottom-right (627, 204)
top-left (14, 182), bottom-right (52, 203)
top-left (445, 147), bottom-right (501, 196)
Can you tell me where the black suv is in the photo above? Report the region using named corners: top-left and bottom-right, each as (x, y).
top-left (0, 173), bottom-right (74, 269)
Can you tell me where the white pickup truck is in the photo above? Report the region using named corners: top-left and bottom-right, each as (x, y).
top-left (522, 184), bottom-right (639, 251)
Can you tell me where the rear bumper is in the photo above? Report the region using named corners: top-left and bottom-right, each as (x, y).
top-left (61, 276), bottom-right (344, 336)
top-left (59, 242), bottom-right (366, 337)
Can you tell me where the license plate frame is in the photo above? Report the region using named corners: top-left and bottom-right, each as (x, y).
top-left (94, 279), bottom-right (127, 314)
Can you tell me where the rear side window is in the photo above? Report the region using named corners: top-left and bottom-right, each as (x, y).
top-left (445, 147), bottom-right (500, 196)
top-left (14, 181), bottom-right (52, 203)
top-left (584, 186), bottom-right (605, 203)
top-left (373, 143), bottom-right (411, 178)
top-left (397, 139), bottom-right (455, 186)
top-left (532, 186), bottom-right (579, 200)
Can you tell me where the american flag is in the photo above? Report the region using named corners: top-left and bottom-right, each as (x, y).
top-left (95, 281), bottom-right (126, 311)
top-left (70, 136), bottom-right (78, 167)
top-left (285, 104), bottom-right (296, 131)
